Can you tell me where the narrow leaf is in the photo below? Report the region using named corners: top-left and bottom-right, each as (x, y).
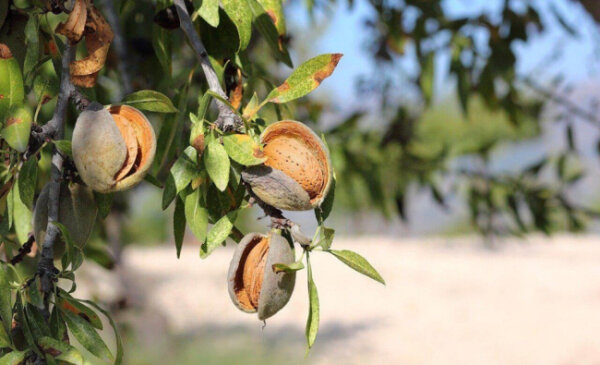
top-left (221, 0), bottom-right (252, 51)
top-left (273, 260), bottom-right (304, 273)
top-left (173, 196), bottom-right (186, 258)
top-left (62, 308), bottom-right (113, 361)
top-left (80, 300), bottom-right (124, 365)
top-left (122, 90), bottom-right (177, 113)
top-left (53, 140), bottom-right (72, 158)
top-left (184, 189), bottom-right (208, 245)
top-left (0, 265), bottom-right (12, 336)
top-left (203, 138), bottom-right (230, 191)
top-left (18, 158), bottom-right (37, 210)
top-left (38, 337), bottom-right (83, 365)
top-left (266, 53), bottom-right (343, 104)
top-left (201, 212), bottom-right (235, 258)
top-left (328, 249), bottom-right (385, 284)
top-left (198, 0), bottom-right (219, 27)
top-left (222, 134), bottom-right (266, 166)
top-left (305, 256), bottom-right (319, 349)
top-left (10, 184), bottom-right (32, 244)
top-left (0, 351), bottom-right (28, 365)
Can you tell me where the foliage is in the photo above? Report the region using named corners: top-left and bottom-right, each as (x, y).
top-left (0, 0), bottom-right (385, 362)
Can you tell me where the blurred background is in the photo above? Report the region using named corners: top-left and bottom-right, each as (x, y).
top-left (29, 0), bottom-right (600, 363)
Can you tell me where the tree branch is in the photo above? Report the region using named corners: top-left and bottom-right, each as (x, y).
top-left (519, 76), bottom-right (600, 128)
top-left (10, 234), bottom-right (35, 265)
top-left (244, 183), bottom-right (312, 246)
top-left (173, 0), bottom-right (242, 131)
top-left (37, 43), bottom-right (76, 314)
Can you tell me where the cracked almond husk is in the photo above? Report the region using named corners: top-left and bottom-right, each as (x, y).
top-left (72, 103), bottom-right (156, 193)
top-left (241, 121), bottom-right (332, 211)
top-left (227, 231), bottom-right (296, 320)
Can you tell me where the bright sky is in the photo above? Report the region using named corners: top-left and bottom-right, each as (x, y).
top-left (286, 0), bottom-right (600, 109)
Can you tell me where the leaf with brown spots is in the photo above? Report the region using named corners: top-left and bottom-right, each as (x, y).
top-left (257, 0), bottom-right (286, 36)
top-left (266, 53), bottom-right (343, 104)
top-left (222, 134), bottom-right (266, 166)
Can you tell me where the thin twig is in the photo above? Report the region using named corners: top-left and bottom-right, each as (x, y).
top-left (10, 234), bottom-right (35, 265)
top-left (173, 0), bottom-right (242, 131)
top-left (244, 183), bottom-right (312, 244)
top-left (37, 43), bottom-right (76, 317)
top-left (519, 76), bottom-right (600, 128)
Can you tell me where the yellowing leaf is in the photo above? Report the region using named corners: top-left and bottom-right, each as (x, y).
top-left (222, 134), bottom-right (266, 166)
top-left (267, 53), bottom-right (343, 104)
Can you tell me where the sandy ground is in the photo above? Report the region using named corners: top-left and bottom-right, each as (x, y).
top-left (88, 235), bottom-right (600, 364)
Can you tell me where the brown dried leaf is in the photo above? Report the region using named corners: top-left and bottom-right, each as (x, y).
top-left (55, 0), bottom-right (88, 43)
top-left (70, 5), bottom-right (114, 88)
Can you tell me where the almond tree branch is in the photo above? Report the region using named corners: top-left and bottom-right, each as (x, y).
top-left (37, 43), bottom-right (76, 315)
top-left (173, 0), bottom-right (242, 131)
top-left (244, 183), bottom-right (312, 246)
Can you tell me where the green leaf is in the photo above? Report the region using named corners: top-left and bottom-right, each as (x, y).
top-left (143, 174), bottom-right (163, 188)
top-left (17, 158), bottom-right (36, 210)
top-left (23, 14), bottom-right (39, 81)
top-left (198, 0), bottom-right (219, 27)
top-left (201, 212), bottom-right (235, 258)
top-left (162, 175), bottom-right (177, 210)
top-left (248, 0), bottom-right (292, 67)
top-left (198, 9), bottom-right (240, 59)
top-left (122, 90), bottom-right (177, 113)
top-left (10, 183), bottom-right (31, 244)
top-left (419, 53), bottom-right (434, 105)
top-left (152, 24), bottom-right (172, 77)
top-left (328, 249), bottom-right (385, 284)
top-left (266, 53), bottom-right (343, 104)
top-left (169, 146), bottom-right (200, 197)
top-left (204, 138), bottom-right (230, 191)
top-left (79, 300), bottom-right (123, 365)
top-left (305, 255), bottom-right (319, 349)
top-left (0, 48), bottom-right (24, 123)
top-left (184, 189), bottom-right (208, 246)
top-left (24, 304), bottom-right (51, 340)
top-left (38, 337), bottom-right (83, 365)
top-left (173, 196), bottom-right (186, 258)
top-left (15, 296), bottom-right (39, 356)
top-left (315, 174), bottom-right (335, 222)
top-left (33, 59), bottom-right (59, 104)
top-left (49, 305), bottom-right (67, 341)
top-left (0, 265), bottom-right (12, 337)
top-left (0, 320), bottom-right (10, 349)
top-left (57, 293), bottom-right (103, 330)
top-left (273, 260), bottom-right (304, 273)
top-left (318, 227), bottom-right (334, 250)
top-left (2, 105), bottom-right (32, 153)
top-left (0, 351), bottom-right (28, 365)
top-left (62, 308), bottom-right (113, 362)
top-left (222, 134), bottom-right (266, 166)
top-left (94, 192), bottom-right (113, 219)
top-left (55, 222), bottom-right (83, 271)
top-left (222, 0), bottom-right (252, 51)
top-left (256, 0), bottom-right (286, 35)
top-left (53, 140), bottom-right (72, 158)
